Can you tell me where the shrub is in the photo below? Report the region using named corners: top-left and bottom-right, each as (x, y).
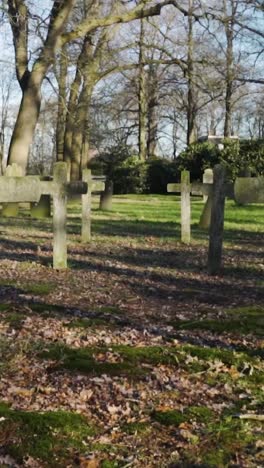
top-left (113, 156), bottom-right (148, 194)
top-left (146, 157), bottom-right (179, 194)
top-left (176, 142), bottom-right (220, 181)
top-left (176, 138), bottom-right (264, 180)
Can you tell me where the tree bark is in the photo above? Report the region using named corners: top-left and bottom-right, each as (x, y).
top-left (223, 0), bottom-right (236, 137)
top-left (8, 72), bottom-right (42, 172)
top-left (138, 17), bottom-right (148, 161)
top-left (56, 45), bottom-right (68, 161)
top-left (7, 0), bottom-right (75, 171)
top-left (187, 0), bottom-right (196, 145)
top-left (147, 65), bottom-right (159, 158)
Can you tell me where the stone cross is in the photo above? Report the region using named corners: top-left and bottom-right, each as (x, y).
top-left (81, 171), bottom-right (105, 243)
top-left (167, 166), bottom-right (228, 273)
top-left (0, 162), bottom-right (88, 269)
top-left (167, 170), bottom-right (191, 244)
top-left (167, 171), bottom-right (213, 243)
top-left (168, 167), bottom-right (263, 275)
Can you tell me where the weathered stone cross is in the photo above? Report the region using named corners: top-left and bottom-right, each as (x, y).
top-left (168, 167), bottom-right (264, 274)
top-left (0, 163), bottom-right (105, 269)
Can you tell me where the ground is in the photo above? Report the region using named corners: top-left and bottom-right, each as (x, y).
top-left (0, 195), bottom-right (263, 468)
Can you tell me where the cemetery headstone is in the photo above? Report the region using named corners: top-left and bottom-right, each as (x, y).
top-left (203, 168), bottom-right (213, 202)
top-left (167, 171), bottom-right (191, 244)
top-left (181, 170), bottom-right (191, 244)
top-left (99, 179), bottom-right (113, 211)
top-left (234, 176), bottom-right (264, 204)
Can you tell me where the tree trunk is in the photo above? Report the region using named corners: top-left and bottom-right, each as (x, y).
top-left (7, 0), bottom-right (75, 173)
top-left (187, 0), bottom-right (196, 146)
top-left (56, 45), bottom-right (68, 161)
top-left (223, 0), bottom-right (235, 137)
top-left (147, 66), bottom-right (159, 158)
top-left (70, 81), bottom-right (93, 181)
top-left (8, 74), bottom-right (41, 173)
top-left (138, 18), bottom-right (148, 161)
top-left (63, 53), bottom-right (84, 171)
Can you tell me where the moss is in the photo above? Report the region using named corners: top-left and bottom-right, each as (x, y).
top-left (0, 304), bottom-right (10, 312)
top-left (122, 422), bottom-right (151, 435)
top-left (152, 409), bottom-right (186, 426)
top-left (201, 417), bottom-right (255, 467)
top-left (172, 305), bottom-right (264, 337)
top-left (0, 404), bottom-right (95, 465)
top-left (22, 283), bottom-right (56, 295)
top-left (0, 281), bottom-right (55, 296)
top-left (187, 406), bottom-right (214, 423)
top-left (39, 342), bottom-right (263, 382)
top-left (182, 344), bottom-right (256, 368)
top-left (39, 344), bottom-right (146, 378)
top-left (114, 345), bottom-right (182, 367)
top-left (152, 406), bottom-right (214, 427)
top-left (101, 461), bottom-right (119, 468)
top-left (39, 343), bottom-right (203, 377)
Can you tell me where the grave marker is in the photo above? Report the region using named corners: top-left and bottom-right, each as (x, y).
top-left (208, 165), bottom-right (226, 275)
top-left (0, 162), bottom-right (88, 269)
top-left (53, 163), bottom-right (68, 269)
top-left (234, 177), bottom-right (264, 204)
top-left (203, 168), bottom-right (213, 202)
top-left (167, 171), bottom-right (191, 244)
top-left (168, 167), bottom-right (263, 275)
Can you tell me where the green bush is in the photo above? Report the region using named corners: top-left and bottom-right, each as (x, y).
top-left (88, 144), bottom-right (131, 178)
top-left (145, 157), bottom-right (179, 194)
top-left (113, 156), bottom-right (148, 194)
top-left (239, 139), bottom-right (264, 175)
top-left (176, 138), bottom-right (264, 180)
top-left (176, 142), bottom-right (220, 181)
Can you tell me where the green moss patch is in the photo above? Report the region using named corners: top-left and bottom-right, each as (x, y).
top-left (39, 344), bottom-right (146, 378)
top-left (0, 280), bottom-right (55, 296)
top-left (201, 417), bottom-right (257, 467)
top-left (22, 282), bottom-right (56, 295)
top-left (122, 421), bottom-right (151, 435)
top-left (152, 406), bottom-right (214, 427)
top-left (38, 343), bottom-right (263, 383)
top-left (101, 461), bottom-right (119, 468)
top-left (154, 409), bottom-right (261, 467)
top-left (172, 305), bottom-right (264, 337)
top-left (0, 403), bottom-right (95, 465)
